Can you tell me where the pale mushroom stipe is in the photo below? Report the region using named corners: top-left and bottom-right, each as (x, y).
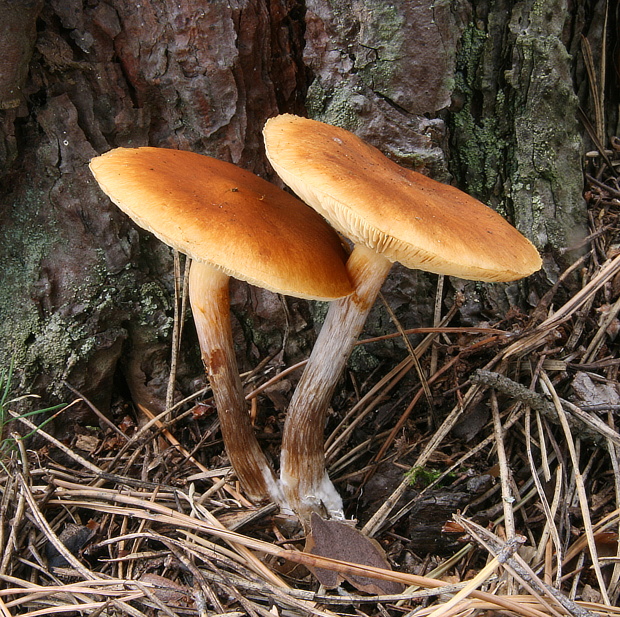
top-left (90, 146), bottom-right (353, 504)
top-left (263, 114), bottom-right (542, 523)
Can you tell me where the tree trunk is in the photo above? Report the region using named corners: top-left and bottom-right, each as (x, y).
top-left (0, 0), bottom-right (612, 430)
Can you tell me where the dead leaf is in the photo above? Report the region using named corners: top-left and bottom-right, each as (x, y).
top-left (118, 415), bottom-right (135, 433)
top-left (442, 520), bottom-right (466, 534)
top-left (139, 573), bottom-right (194, 607)
top-left (572, 372), bottom-right (620, 408)
top-left (581, 584), bottom-right (602, 604)
top-left (46, 523), bottom-right (97, 569)
top-left (190, 402), bottom-right (213, 420)
top-left (262, 379), bottom-right (293, 413)
top-left (305, 513), bottom-right (405, 595)
top-left (74, 433), bottom-right (99, 453)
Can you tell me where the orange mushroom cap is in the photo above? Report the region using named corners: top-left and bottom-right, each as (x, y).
top-left (90, 147), bottom-right (353, 300)
top-left (263, 114), bottom-right (542, 283)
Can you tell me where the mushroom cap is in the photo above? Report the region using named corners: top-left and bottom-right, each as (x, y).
top-left (263, 114), bottom-right (542, 282)
top-left (90, 147), bottom-right (353, 300)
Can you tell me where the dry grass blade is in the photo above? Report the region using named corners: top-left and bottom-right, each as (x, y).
top-left (9, 409), bottom-right (107, 476)
top-left (504, 252), bottom-right (620, 358)
top-left (606, 438), bottom-right (620, 603)
top-left (525, 408), bottom-right (564, 582)
top-left (380, 291), bottom-right (433, 406)
top-left (325, 355), bottom-right (414, 458)
top-left (540, 372), bottom-right (611, 606)
top-left (0, 471), bottom-right (25, 576)
top-left (424, 550), bottom-right (514, 617)
top-left (471, 369), bottom-right (620, 447)
top-left (17, 476), bottom-right (100, 582)
top-left (582, 293), bottom-right (620, 363)
top-left (384, 405), bottom-right (526, 534)
top-left (362, 352), bottom-right (464, 487)
top-left (455, 516), bottom-right (596, 617)
top-left (136, 402), bottom-right (251, 505)
top-left (63, 382), bottom-right (129, 440)
top-left (325, 303), bottom-right (465, 463)
top-left (155, 534), bottom-right (339, 617)
top-left (491, 390), bottom-right (516, 540)
top-left (46, 485), bottom-right (600, 617)
top-left (165, 249), bottom-right (184, 415)
top-left (50, 480), bottom-right (285, 589)
top-left (362, 378), bottom-right (483, 537)
top-left (581, 34), bottom-right (604, 144)
top-left (0, 576), bottom-right (151, 614)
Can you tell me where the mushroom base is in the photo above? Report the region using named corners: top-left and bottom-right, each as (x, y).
top-left (279, 452), bottom-right (345, 524)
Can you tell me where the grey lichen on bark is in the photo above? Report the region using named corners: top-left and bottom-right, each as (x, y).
top-left (506, 3), bottom-right (586, 250)
top-left (306, 0), bottom-right (586, 254)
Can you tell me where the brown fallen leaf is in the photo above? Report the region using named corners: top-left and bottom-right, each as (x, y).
top-left (572, 371), bottom-right (620, 408)
top-left (139, 573), bottom-right (195, 607)
top-left (305, 513), bottom-right (405, 595)
top-left (46, 523), bottom-right (98, 569)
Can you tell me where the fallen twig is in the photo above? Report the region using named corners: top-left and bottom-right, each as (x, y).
top-left (471, 369), bottom-right (620, 446)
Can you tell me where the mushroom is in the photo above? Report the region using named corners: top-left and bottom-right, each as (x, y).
top-left (89, 146), bottom-right (352, 504)
top-left (263, 114), bottom-right (542, 522)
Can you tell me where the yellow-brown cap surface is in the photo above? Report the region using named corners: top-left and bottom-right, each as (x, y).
top-left (263, 115), bottom-right (542, 282)
top-left (90, 147), bottom-right (353, 300)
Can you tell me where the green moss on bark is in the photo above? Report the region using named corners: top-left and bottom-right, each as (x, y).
top-left (0, 185), bottom-right (176, 402)
top-left (306, 80), bottom-right (363, 131)
top-left (450, 24), bottom-right (509, 206)
top-left (449, 1), bottom-right (586, 250)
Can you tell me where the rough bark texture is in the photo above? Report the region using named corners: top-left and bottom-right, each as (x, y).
top-left (0, 0), bottom-right (612, 431)
top-left (0, 0), bottom-right (309, 428)
top-left (303, 0), bottom-right (462, 176)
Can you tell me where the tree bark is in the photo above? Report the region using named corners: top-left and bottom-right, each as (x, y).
top-left (0, 0), bottom-right (611, 432)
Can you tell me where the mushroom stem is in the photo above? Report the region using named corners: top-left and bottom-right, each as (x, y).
top-left (281, 245), bottom-right (392, 522)
top-left (189, 261), bottom-right (282, 504)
